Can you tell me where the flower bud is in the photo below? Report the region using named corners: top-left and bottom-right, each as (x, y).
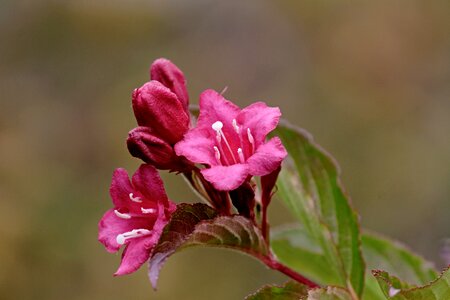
top-left (132, 81), bottom-right (189, 144)
top-left (150, 58), bottom-right (189, 110)
top-left (127, 127), bottom-right (179, 170)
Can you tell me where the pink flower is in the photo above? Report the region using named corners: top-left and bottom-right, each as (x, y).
top-left (98, 164), bottom-right (176, 275)
top-left (127, 59), bottom-right (190, 170)
top-left (175, 90), bottom-right (287, 191)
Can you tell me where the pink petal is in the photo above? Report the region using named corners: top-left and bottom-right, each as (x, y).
top-left (247, 137), bottom-right (287, 176)
top-left (131, 164), bottom-right (169, 207)
top-left (201, 164), bottom-right (249, 191)
top-left (109, 168), bottom-right (133, 208)
top-left (132, 81), bottom-right (189, 144)
top-left (150, 58), bottom-right (189, 110)
top-left (98, 209), bottom-right (150, 253)
top-left (114, 238), bottom-right (152, 276)
top-left (174, 127), bottom-right (217, 166)
top-left (197, 89), bottom-right (240, 129)
top-left (236, 102), bottom-right (281, 147)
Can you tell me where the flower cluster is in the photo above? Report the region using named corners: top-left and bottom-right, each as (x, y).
top-left (98, 58), bottom-right (287, 277)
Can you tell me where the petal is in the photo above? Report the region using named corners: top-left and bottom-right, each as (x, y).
top-left (197, 89), bottom-right (240, 129)
top-left (127, 127), bottom-right (178, 170)
top-left (114, 238), bottom-right (151, 275)
top-left (132, 81), bottom-right (189, 144)
top-left (131, 164), bottom-right (170, 207)
top-left (150, 58), bottom-right (189, 110)
top-left (201, 164), bottom-right (249, 191)
top-left (174, 127), bottom-right (217, 166)
top-left (236, 102), bottom-right (281, 146)
top-left (109, 168), bottom-right (133, 208)
top-left (247, 137), bottom-right (287, 176)
top-left (98, 209), bottom-right (150, 253)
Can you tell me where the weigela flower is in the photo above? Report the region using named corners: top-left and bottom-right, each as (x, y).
top-left (98, 164), bottom-right (176, 275)
top-left (127, 59), bottom-right (190, 170)
top-left (175, 90), bottom-right (287, 191)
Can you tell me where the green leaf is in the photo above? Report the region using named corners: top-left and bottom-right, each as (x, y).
top-left (271, 122), bottom-right (365, 296)
top-left (373, 267), bottom-right (450, 299)
top-left (245, 281), bottom-right (309, 300)
top-left (362, 232), bottom-right (438, 299)
top-left (271, 227), bottom-right (438, 299)
top-left (246, 281), bottom-right (353, 300)
top-left (148, 203), bottom-right (268, 288)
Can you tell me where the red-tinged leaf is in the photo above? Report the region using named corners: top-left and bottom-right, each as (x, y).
top-left (373, 266), bottom-right (450, 299)
top-left (148, 203), bottom-right (269, 289)
top-left (246, 281), bottom-right (353, 300)
top-left (148, 203), bottom-right (217, 288)
top-left (245, 281), bottom-right (309, 300)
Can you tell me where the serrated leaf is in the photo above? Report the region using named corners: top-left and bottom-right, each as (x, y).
top-left (245, 281), bottom-right (309, 300)
top-left (148, 203), bottom-right (217, 288)
top-left (373, 267), bottom-right (450, 299)
top-left (246, 281), bottom-right (353, 300)
top-left (308, 286), bottom-right (353, 300)
top-left (362, 232), bottom-right (438, 299)
top-left (271, 227), bottom-right (438, 300)
top-left (271, 122), bottom-right (364, 296)
top-left (148, 203), bottom-right (268, 288)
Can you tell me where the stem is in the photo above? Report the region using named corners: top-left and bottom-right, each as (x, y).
top-left (261, 204), bottom-right (268, 240)
top-left (262, 255), bottom-right (320, 289)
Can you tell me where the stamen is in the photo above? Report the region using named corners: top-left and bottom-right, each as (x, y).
top-left (247, 128), bottom-right (255, 154)
top-left (129, 193), bottom-right (142, 203)
top-left (232, 119), bottom-right (239, 134)
top-left (237, 148), bottom-right (245, 163)
top-left (116, 228), bottom-right (151, 245)
top-left (114, 209), bottom-right (131, 219)
top-left (212, 121), bottom-right (223, 131)
top-left (212, 120), bottom-right (237, 164)
top-left (214, 146), bottom-right (221, 164)
top-left (141, 207), bottom-right (156, 214)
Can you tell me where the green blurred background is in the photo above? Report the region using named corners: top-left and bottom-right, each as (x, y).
top-left (1, 1), bottom-right (449, 299)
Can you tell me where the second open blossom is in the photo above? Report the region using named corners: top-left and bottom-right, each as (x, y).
top-left (175, 90), bottom-right (287, 191)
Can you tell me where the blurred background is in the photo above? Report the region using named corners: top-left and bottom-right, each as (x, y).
top-left (1, 0), bottom-right (449, 299)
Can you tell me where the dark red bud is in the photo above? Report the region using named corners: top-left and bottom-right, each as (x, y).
top-left (150, 58), bottom-right (189, 111)
top-left (127, 127), bottom-right (178, 170)
top-left (132, 81), bottom-right (189, 144)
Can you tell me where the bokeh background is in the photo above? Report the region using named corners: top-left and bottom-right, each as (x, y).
top-left (1, 1), bottom-right (449, 299)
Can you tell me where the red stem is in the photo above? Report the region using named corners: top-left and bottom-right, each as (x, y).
top-left (262, 255), bottom-right (320, 289)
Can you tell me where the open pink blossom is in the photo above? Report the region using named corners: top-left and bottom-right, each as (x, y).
top-left (175, 90), bottom-right (287, 191)
top-left (98, 164), bottom-right (176, 275)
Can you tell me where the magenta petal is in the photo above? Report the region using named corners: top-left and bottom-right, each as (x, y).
top-left (197, 89), bottom-right (240, 129)
top-left (110, 168), bottom-right (133, 208)
top-left (201, 164), bottom-right (249, 191)
top-left (131, 164), bottom-right (169, 207)
top-left (98, 209), bottom-right (149, 253)
top-left (150, 58), bottom-right (189, 110)
top-left (174, 127), bottom-right (217, 166)
top-left (237, 102), bottom-right (281, 146)
top-left (132, 81), bottom-right (189, 144)
top-left (247, 137), bottom-right (287, 176)
top-left (114, 238), bottom-right (152, 276)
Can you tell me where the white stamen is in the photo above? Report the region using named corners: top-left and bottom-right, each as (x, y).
top-left (116, 229), bottom-right (152, 245)
top-left (129, 193), bottom-right (142, 203)
top-left (212, 121), bottom-right (223, 131)
top-left (237, 148), bottom-right (245, 163)
top-left (247, 128), bottom-right (255, 153)
top-left (114, 210), bottom-right (131, 219)
top-left (220, 86), bottom-right (228, 95)
top-left (389, 288), bottom-right (400, 297)
top-left (141, 207), bottom-right (156, 214)
top-left (214, 146), bottom-right (221, 164)
top-left (232, 119), bottom-right (240, 134)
